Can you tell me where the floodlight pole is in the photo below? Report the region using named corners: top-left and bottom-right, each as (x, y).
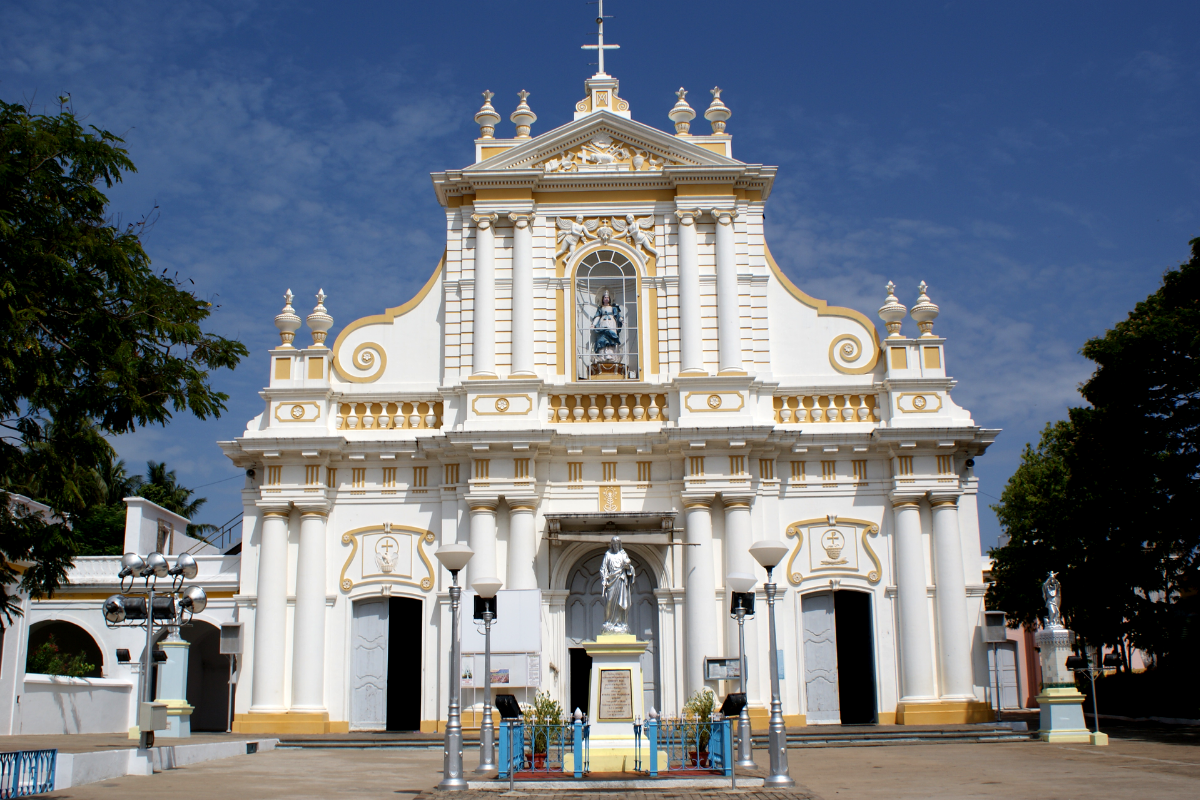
top-left (139, 584), bottom-right (156, 750)
top-left (440, 571), bottom-right (468, 791)
top-left (475, 608), bottom-right (497, 776)
top-left (764, 570), bottom-right (794, 787)
top-left (734, 602), bottom-right (755, 768)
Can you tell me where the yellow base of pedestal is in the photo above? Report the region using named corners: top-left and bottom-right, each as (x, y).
top-left (744, 708), bottom-right (806, 729)
top-left (896, 700), bottom-right (994, 725)
top-left (564, 749), bottom-right (667, 772)
top-left (231, 713), bottom-right (349, 734)
top-left (1039, 729), bottom-right (1092, 743)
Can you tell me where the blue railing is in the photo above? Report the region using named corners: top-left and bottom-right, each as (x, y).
top-left (0, 750), bottom-right (56, 798)
top-left (648, 717), bottom-right (732, 776)
top-left (499, 719), bottom-right (589, 778)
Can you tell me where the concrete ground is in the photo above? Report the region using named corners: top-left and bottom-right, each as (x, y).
top-left (36, 720), bottom-right (1200, 799)
top-left (0, 732), bottom-right (259, 755)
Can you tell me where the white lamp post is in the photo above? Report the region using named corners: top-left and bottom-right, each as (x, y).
top-left (727, 572), bottom-right (757, 768)
top-left (749, 540), bottom-right (794, 787)
top-left (471, 577), bottom-right (502, 777)
top-left (435, 544), bottom-right (474, 791)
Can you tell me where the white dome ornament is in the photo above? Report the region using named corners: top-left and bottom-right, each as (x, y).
top-left (474, 91), bottom-right (501, 139)
top-left (910, 281), bottom-right (940, 338)
top-left (669, 88), bottom-right (695, 136)
top-left (510, 90), bottom-right (536, 139)
top-left (274, 289), bottom-right (301, 348)
top-left (306, 289), bottom-right (333, 348)
top-left (704, 87), bottom-right (731, 134)
top-left (877, 281), bottom-right (908, 339)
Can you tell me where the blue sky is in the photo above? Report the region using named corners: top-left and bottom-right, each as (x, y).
top-left (3, 1), bottom-right (1198, 549)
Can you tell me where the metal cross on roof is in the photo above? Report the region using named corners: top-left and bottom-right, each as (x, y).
top-left (581, 0), bottom-right (620, 75)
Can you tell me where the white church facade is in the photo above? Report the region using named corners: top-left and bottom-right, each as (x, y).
top-left (213, 65), bottom-right (1000, 735)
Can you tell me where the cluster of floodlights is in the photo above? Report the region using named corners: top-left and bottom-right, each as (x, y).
top-left (103, 552), bottom-right (207, 626)
top-left (103, 551), bottom-right (208, 749)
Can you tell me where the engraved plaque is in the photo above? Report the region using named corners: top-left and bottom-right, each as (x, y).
top-left (597, 669), bottom-right (633, 720)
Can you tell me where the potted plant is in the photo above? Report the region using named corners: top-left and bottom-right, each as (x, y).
top-left (522, 691), bottom-right (564, 770)
top-left (682, 689), bottom-right (715, 768)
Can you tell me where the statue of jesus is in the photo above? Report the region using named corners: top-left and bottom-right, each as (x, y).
top-left (600, 536), bottom-right (636, 634)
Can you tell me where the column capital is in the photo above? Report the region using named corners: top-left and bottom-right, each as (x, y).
top-left (505, 495), bottom-right (539, 512)
top-left (709, 207), bottom-right (739, 225)
top-left (507, 212), bottom-right (534, 228)
top-left (674, 208), bottom-right (703, 225)
top-left (929, 492), bottom-right (962, 508)
top-left (889, 491), bottom-right (923, 508)
top-left (472, 212), bottom-right (499, 229)
top-left (256, 500), bottom-right (292, 516)
top-left (681, 492), bottom-right (716, 509)
top-left (295, 504), bottom-right (330, 518)
top-left (466, 495), bottom-right (500, 512)
top-left (720, 492), bottom-right (754, 508)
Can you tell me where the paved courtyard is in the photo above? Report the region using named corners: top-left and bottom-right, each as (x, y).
top-left (39, 723), bottom-right (1200, 799)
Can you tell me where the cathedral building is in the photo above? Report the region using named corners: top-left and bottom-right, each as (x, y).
top-left (221, 62), bottom-right (998, 734)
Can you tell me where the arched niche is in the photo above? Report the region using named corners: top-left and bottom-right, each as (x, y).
top-left (26, 619), bottom-right (104, 678)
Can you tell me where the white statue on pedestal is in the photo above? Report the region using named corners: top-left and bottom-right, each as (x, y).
top-left (600, 536), bottom-right (635, 634)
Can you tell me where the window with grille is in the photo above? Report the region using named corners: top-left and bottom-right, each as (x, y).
top-left (327, 468), bottom-right (337, 488)
top-left (897, 456), bottom-right (914, 476)
top-left (444, 463), bottom-right (459, 485)
top-left (637, 461), bottom-right (652, 483)
top-left (791, 461), bottom-right (806, 481)
top-left (852, 460), bottom-right (868, 482)
top-left (688, 456), bottom-right (705, 477)
top-left (474, 460), bottom-right (490, 479)
top-left (267, 466), bottom-right (281, 485)
top-left (514, 459), bottom-right (530, 479)
top-left (351, 468), bottom-right (366, 488)
top-left (937, 455), bottom-right (954, 475)
top-left (568, 462), bottom-right (583, 482)
top-left (575, 249), bottom-right (639, 380)
top-left (413, 466), bottom-right (428, 487)
top-left (602, 462), bottom-right (617, 481)
top-left (729, 456), bottom-right (746, 475)
top-left (821, 461), bottom-right (837, 481)
top-left (305, 466), bottom-right (320, 485)
top-left (382, 467), bottom-right (397, 488)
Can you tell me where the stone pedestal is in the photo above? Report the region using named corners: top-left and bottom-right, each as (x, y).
top-left (154, 635), bottom-right (193, 738)
top-left (1034, 626), bottom-right (1089, 743)
top-left (564, 633), bottom-right (665, 772)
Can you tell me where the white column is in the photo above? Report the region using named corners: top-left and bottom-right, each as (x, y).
top-left (711, 208), bottom-right (743, 374)
top-left (506, 500), bottom-right (537, 590)
top-left (931, 494), bottom-right (974, 699)
top-left (251, 506), bottom-right (290, 713)
top-left (684, 495), bottom-right (717, 695)
top-left (675, 210), bottom-right (706, 375)
top-left (291, 507), bottom-right (328, 713)
top-left (472, 213), bottom-right (498, 378)
top-left (723, 494), bottom-right (754, 661)
top-left (892, 496), bottom-right (937, 701)
top-left (508, 213), bottom-right (536, 377)
top-left (467, 497), bottom-right (499, 585)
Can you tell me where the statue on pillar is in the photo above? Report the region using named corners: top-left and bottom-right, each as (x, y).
top-left (1042, 571), bottom-right (1062, 629)
top-left (600, 536), bottom-right (635, 634)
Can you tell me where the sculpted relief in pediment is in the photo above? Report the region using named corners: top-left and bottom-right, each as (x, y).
top-left (539, 134), bottom-right (677, 173)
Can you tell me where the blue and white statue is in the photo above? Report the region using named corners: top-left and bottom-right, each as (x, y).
top-left (591, 287), bottom-right (623, 356)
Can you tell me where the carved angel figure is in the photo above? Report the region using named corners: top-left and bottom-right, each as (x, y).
top-left (614, 214), bottom-right (657, 257)
top-left (555, 215), bottom-right (597, 259)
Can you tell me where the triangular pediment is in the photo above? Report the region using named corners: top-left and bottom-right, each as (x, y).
top-left (466, 111), bottom-right (742, 174)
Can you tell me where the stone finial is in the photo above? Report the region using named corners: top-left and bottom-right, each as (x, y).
top-left (274, 289), bottom-right (301, 348)
top-left (704, 86), bottom-right (731, 134)
top-left (474, 90), bottom-right (501, 139)
top-left (877, 281), bottom-right (907, 339)
top-left (668, 88), bottom-right (695, 136)
top-left (510, 90), bottom-right (537, 139)
top-left (910, 280), bottom-right (940, 337)
top-left (306, 289), bottom-right (333, 348)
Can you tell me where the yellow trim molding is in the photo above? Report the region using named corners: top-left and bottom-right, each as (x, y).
top-left (895, 700), bottom-right (993, 725)
top-left (274, 401), bottom-right (321, 423)
top-left (339, 525), bottom-right (436, 592)
top-left (766, 245), bottom-right (881, 374)
top-left (896, 392), bottom-right (943, 413)
top-left (331, 252), bottom-right (444, 382)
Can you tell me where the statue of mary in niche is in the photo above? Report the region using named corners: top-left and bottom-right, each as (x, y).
top-left (591, 287), bottom-right (623, 357)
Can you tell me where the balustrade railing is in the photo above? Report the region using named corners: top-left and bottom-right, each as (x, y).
top-left (774, 394), bottom-right (880, 424)
top-left (336, 401), bottom-right (443, 430)
top-left (0, 750), bottom-right (56, 798)
top-left (546, 393), bottom-right (668, 423)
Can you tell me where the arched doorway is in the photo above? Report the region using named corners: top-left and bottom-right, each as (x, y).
top-left (565, 549), bottom-right (659, 715)
top-left (800, 589), bottom-right (877, 725)
top-left (181, 621), bottom-right (231, 731)
top-left (26, 620), bottom-right (103, 678)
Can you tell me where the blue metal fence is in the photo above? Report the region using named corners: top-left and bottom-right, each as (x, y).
top-left (0, 750), bottom-right (56, 798)
top-left (498, 720), bottom-right (589, 778)
top-left (654, 717), bottom-right (732, 775)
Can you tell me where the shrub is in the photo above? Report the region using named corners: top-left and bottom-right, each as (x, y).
top-left (683, 688), bottom-right (716, 750)
top-left (27, 634), bottom-right (96, 678)
top-left (522, 690), bottom-right (565, 754)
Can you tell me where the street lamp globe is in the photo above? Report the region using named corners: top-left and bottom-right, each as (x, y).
top-left (749, 540), bottom-right (789, 571)
top-left (471, 578), bottom-right (502, 599)
top-left (435, 543), bottom-right (474, 575)
top-left (728, 572), bottom-right (757, 594)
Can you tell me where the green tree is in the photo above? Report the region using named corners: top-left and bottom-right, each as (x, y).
top-left (27, 633), bottom-right (96, 678)
top-left (989, 236), bottom-right (1200, 667)
top-left (136, 460), bottom-right (217, 538)
top-left (0, 96), bottom-right (247, 624)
